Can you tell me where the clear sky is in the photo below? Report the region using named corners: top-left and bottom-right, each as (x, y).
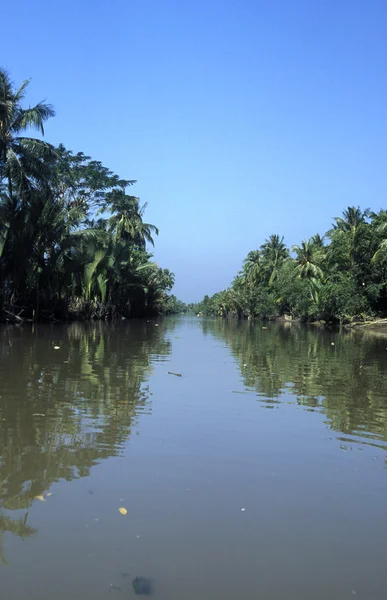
top-left (2, 0), bottom-right (387, 301)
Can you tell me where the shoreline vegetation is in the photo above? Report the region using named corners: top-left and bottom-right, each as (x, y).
top-left (0, 69), bottom-right (186, 324)
top-left (193, 208), bottom-right (387, 327)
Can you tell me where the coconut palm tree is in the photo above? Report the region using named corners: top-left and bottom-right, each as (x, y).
top-left (242, 250), bottom-right (261, 285)
top-left (106, 190), bottom-right (159, 248)
top-left (327, 206), bottom-right (370, 270)
top-left (0, 68), bottom-right (55, 198)
top-left (331, 206), bottom-right (369, 234)
top-left (370, 210), bottom-right (387, 264)
top-left (292, 239), bottom-right (324, 281)
top-left (0, 69), bottom-right (55, 262)
top-left (310, 233), bottom-right (325, 248)
top-left (260, 234), bottom-right (288, 285)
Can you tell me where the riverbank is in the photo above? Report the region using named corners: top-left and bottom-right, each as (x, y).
top-left (344, 318), bottom-right (387, 331)
top-left (0, 302), bottom-right (185, 324)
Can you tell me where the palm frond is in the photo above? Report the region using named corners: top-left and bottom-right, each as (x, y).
top-left (82, 249), bottom-right (106, 300)
top-left (12, 103), bottom-right (55, 135)
top-left (13, 78), bottom-right (31, 102)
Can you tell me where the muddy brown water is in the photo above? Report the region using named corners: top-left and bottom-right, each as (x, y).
top-left (1, 317), bottom-right (387, 599)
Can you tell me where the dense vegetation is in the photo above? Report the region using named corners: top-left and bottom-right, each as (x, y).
top-left (195, 209), bottom-right (387, 323)
top-left (0, 69), bottom-right (184, 322)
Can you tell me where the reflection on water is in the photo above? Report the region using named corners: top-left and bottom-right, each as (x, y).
top-left (0, 317), bottom-right (387, 600)
top-left (0, 320), bottom-right (172, 566)
top-left (203, 319), bottom-right (387, 453)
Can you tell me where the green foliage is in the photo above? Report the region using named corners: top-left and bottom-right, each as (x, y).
top-left (0, 68), bottom-right (184, 320)
top-left (159, 294), bottom-right (187, 315)
top-left (317, 278), bottom-right (363, 322)
top-left (196, 207), bottom-right (387, 323)
top-left (273, 261), bottom-right (315, 319)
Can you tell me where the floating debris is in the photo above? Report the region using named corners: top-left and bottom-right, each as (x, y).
top-left (54, 346), bottom-right (60, 350)
top-left (167, 371), bottom-right (182, 377)
top-left (331, 342), bottom-right (335, 346)
top-left (118, 507), bottom-right (128, 516)
top-left (33, 413), bottom-right (45, 417)
top-left (34, 495), bottom-right (45, 502)
top-left (241, 508), bottom-right (246, 512)
top-left (132, 577), bottom-right (153, 596)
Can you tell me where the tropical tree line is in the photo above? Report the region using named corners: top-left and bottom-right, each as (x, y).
top-left (0, 69), bottom-right (184, 321)
top-left (195, 207), bottom-right (387, 323)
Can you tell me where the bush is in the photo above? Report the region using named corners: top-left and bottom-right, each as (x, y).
top-left (317, 278), bottom-right (369, 323)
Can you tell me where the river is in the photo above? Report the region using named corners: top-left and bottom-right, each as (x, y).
top-left (1, 317), bottom-right (387, 599)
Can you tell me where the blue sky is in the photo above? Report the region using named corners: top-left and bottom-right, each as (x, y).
top-left (2, 0), bottom-right (387, 301)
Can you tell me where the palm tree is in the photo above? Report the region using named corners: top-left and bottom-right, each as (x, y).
top-left (292, 239), bottom-right (324, 281)
top-left (0, 68), bottom-right (55, 198)
top-left (242, 250), bottom-right (261, 285)
top-left (0, 69), bottom-right (55, 261)
top-left (370, 210), bottom-right (387, 264)
top-left (0, 69), bottom-right (181, 321)
top-left (141, 265), bottom-right (175, 314)
top-left (332, 206), bottom-right (368, 234)
top-left (327, 206), bottom-right (370, 269)
top-left (310, 233), bottom-right (325, 248)
top-left (260, 234), bottom-right (288, 285)
top-left (106, 190), bottom-right (159, 249)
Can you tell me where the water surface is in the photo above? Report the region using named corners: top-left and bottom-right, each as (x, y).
top-left (1, 318), bottom-right (387, 599)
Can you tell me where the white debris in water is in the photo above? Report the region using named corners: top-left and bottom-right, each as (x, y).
top-left (54, 346), bottom-right (60, 350)
top-left (241, 508), bottom-right (246, 512)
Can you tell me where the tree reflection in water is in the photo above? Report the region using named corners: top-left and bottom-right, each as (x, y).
top-left (0, 320), bottom-right (174, 563)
